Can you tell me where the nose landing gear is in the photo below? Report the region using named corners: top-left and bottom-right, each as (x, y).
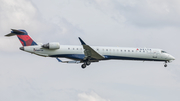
top-left (164, 61), bottom-right (167, 67)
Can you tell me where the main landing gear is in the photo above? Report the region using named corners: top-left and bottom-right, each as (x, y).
top-left (81, 64), bottom-right (86, 69)
top-left (81, 61), bottom-right (91, 69)
top-left (164, 61), bottom-right (167, 67)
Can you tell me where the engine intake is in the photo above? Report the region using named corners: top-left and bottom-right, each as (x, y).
top-left (42, 42), bottom-right (60, 50)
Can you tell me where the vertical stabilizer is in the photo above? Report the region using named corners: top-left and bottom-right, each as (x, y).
top-left (5, 29), bottom-right (37, 46)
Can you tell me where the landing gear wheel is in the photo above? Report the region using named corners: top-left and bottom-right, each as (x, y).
top-left (164, 61), bottom-right (167, 67)
top-left (86, 61), bottom-right (91, 66)
top-left (81, 64), bottom-right (86, 69)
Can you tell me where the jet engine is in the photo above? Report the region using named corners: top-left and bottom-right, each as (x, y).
top-left (42, 42), bottom-right (60, 50)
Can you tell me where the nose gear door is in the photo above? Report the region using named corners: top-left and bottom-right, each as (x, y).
top-left (153, 52), bottom-right (158, 58)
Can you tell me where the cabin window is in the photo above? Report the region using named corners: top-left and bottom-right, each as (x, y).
top-left (77, 48), bottom-right (78, 50)
top-left (128, 50), bottom-right (130, 52)
top-left (124, 50), bottom-right (126, 52)
top-left (161, 50), bottom-right (167, 53)
top-left (68, 48), bottom-right (70, 50)
top-left (132, 50), bottom-right (134, 52)
top-left (73, 48), bottom-right (74, 50)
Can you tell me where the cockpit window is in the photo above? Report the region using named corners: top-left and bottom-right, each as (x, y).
top-left (161, 50), bottom-right (167, 53)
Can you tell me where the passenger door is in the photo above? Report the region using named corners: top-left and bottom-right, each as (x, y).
top-left (153, 52), bottom-right (158, 58)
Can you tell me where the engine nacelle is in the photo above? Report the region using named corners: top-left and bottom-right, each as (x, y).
top-left (42, 42), bottom-right (60, 50)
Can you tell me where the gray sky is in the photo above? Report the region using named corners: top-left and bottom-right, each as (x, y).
top-left (1, 0), bottom-right (180, 101)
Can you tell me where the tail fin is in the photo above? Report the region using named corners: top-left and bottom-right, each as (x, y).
top-left (5, 29), bottom-right (37, 46)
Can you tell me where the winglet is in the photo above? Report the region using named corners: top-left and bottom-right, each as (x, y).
top-left (78, 37), bottom-right (86, 45)
top-left (56, 57), bottom-right (62, 62)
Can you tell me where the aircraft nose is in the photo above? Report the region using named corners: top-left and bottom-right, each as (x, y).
top-left (169, 55), bottom-right (175, 60)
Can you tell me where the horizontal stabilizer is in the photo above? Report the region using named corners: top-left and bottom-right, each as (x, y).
top-left (5, 29), bottom-right (25, 37)
top-left (5, 33), bottom-right (16, 37)
top-left (11, 29), bottom-right (25, 34)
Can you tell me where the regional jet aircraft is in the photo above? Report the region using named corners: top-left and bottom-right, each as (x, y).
top-left (5, 29), bottom-right (175, 68)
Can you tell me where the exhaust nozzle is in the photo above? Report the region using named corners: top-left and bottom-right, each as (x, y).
top-left (19, 47), bottom-right (24, 51)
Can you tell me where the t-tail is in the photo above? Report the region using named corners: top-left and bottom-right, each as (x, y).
top-left (5, 29), bottom-right (37, 46)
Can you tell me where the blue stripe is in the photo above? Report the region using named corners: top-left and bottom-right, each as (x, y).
top-left (50, 54), bottom-right (165, 62)
top-left (31, 41), bottom-right (37, 45)
top-left (103, 55), bottom-right (165, 61)
top-left (50, 54), bottom-right (85, 60)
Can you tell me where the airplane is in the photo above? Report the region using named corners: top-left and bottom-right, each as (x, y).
top-left (5, 29), bottom-right (175, 69)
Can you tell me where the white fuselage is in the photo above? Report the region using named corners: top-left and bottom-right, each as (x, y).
top-left (22, 45), bottom-right (175, 62)
top-left (6, 29), bottom-right (175, 68)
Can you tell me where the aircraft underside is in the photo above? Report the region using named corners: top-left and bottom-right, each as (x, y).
top-left (51, 54), bottom-right (168, 69)
top-left (50, 54), bottom-right (166, 61)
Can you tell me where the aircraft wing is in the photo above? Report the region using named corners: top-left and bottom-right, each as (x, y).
top-left (78, 37), bottom-right (104, 60)
top-left (56, 58), bottom-right (81, 63)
